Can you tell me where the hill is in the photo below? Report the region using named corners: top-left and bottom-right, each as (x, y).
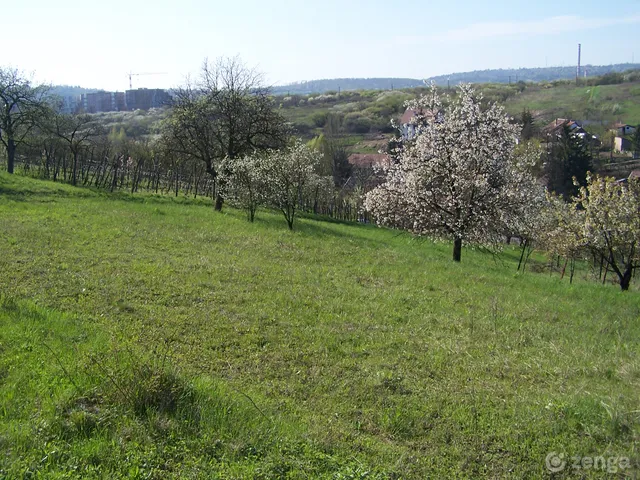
top-left (1, 173), bottom-right (638, 478)
top-left (426, 63), bottom-right (640, 86)
top-left (272, 64), bottom-right (640, 95)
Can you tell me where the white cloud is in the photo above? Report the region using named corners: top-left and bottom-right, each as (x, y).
top-left (395, 14), bottom-right (640, 45)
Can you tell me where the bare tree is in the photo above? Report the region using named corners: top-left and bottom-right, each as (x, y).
top-left (164, 56), bottom-right (290, 210)
top-left (49, 113), bottom-right (102, 185)
top-left (0, 67), bottom-right (50, 173)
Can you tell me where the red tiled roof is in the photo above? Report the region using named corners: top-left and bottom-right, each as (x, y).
top-left (542, 118), bottom-right (569, 133)
top-left (400, 108), bottom-right (436, 125)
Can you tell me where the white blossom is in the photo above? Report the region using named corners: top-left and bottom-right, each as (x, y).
top-left (365, 84), bottom-right (540, 261)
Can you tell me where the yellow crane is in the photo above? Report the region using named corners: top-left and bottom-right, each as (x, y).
top-left (127, 72), bottom-right (168, 89)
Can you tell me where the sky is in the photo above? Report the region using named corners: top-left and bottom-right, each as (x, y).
top-left (3, 0), bottom-right (640, 91)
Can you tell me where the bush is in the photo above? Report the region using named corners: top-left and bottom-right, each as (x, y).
top-left (292, 122), bottom-right (313, 135)
top-left (311, 111), bottom-right (328, 128)
top-left (344, 113), bottom-right (372, 134)
top-left (587, 72), bottom-right (625, 86)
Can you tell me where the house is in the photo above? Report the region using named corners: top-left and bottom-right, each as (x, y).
top-left (399, 107), bottom-right (440, 140)
top-left (612, 123), bottom-right (637, 136)
top-left (541, 118), bottom-right (600, 146)
top-left (541, 118), bottom-right (587, 137)
top-left (614, 136), bottom-right (633, 153)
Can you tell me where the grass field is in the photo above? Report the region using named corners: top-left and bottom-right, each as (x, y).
top-left (503, 81), bottom-right (640, 126)
top-left (1, 173), bottom-right (639, 478)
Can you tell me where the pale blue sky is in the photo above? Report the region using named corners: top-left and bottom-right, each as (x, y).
top-left (4, 0), bottom-right (640, 91)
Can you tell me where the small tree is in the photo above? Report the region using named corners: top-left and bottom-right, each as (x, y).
top-left (308, 133), bottom-right (352, 187)
top-left (50, 113), bottom-right (102, 186)
top-left (541, 193), bottom-right (585, 282)
top-left (0, 68), bottom-right (50, 173)
top-left (220, 153), bottom-right (268, 222)
top-left (520, 108), bottom-right (536, 141)
top-left (263, 140), bottom-right (322, 230)
top-left (574, 175), bottom-right (640, 291)
top-left (365, 84), bottom-right (538, 262)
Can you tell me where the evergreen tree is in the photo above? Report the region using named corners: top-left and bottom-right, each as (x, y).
top-left (544, 125), bottom-right (591, 200)
top-left (520, 108), bottom-right (535, 140)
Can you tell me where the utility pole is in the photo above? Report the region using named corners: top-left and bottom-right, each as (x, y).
top-left (576, 43), bottom-right (581, 85)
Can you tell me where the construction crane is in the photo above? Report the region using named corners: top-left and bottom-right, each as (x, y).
top-left (127, 72), bottom-right (168, 89)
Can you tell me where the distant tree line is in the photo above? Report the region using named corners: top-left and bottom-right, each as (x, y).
top-left (426, 64), bottom-right (640, 86)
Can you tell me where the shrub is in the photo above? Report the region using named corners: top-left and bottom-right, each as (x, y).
top-left (311, 111), bottom-right (328, 128)
top-left (344, 113), bottom-right (372, 134)
top-left (292, 122), bottom-right (313, 135)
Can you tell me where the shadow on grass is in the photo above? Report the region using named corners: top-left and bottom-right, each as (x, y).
top-left (0, 173), bottom-right (215, 207)
top-left (248, 210), bottom-right (412, 251)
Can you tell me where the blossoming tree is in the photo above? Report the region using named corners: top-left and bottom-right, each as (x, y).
top-left (365, 84), bottom-right (539, 262)
top-left (262, 140), bottom-right (323, 230)
top-left (220, 152), bottom-right (268, 222)
top-left (573, 175), bottom-right (640, 291)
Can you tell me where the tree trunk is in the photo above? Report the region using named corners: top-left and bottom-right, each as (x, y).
top-left (214, 194), bottom-right (224, 211)
top-left (72, 151), bottom-right (78, 186)
top-left (569, 257), bottom-right (576, 284)
top-left (517, 239), bottom-right (528, 271)
top-left (560, 257), bottom-right (569, 280)
top-left (7, 139), bottom-right (16, 174)
top-left (453, 237), bottom-right (462, 262)
top-left (620, 267), bottom-right (633, 291)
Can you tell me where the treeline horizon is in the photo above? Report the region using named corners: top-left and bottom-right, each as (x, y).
top-left (47, 63), bottom-right (640, 98)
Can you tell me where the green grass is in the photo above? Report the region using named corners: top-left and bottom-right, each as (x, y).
top-left (1, 173), bottom-right (639, 478)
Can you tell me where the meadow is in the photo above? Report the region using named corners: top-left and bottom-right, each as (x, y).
top-left (0, 173), bottom-right (638, 478)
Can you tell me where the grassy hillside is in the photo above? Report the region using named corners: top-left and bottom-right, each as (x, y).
top-left (504, 81), bottom-right (640, 126)
top-left (1, 173), bottom-right (639, 478)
